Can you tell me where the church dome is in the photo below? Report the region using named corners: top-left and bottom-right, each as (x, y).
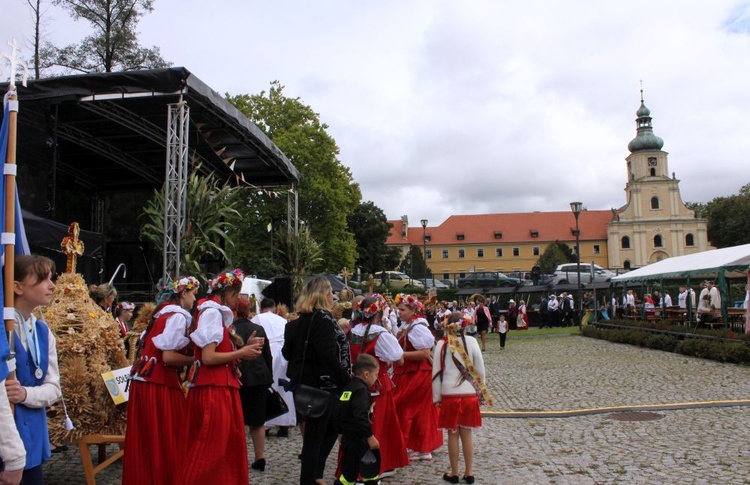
top-left (628, 96), bottom-right (664, 153)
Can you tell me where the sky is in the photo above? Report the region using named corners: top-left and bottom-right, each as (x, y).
top-left (2, 0), bottom-right (750, 227)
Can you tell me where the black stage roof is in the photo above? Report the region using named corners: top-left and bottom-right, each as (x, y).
top-left (1, 67), bottom-right (299, 195)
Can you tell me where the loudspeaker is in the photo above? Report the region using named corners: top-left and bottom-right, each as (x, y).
top-left (263, 276), bottom-right (293, 308)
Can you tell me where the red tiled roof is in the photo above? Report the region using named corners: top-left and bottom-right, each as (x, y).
top-left (386, 211), bottom-right (613, 246)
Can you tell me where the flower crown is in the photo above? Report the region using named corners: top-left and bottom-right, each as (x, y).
top-left (357, 294), bottom-right (385, 319)
top-left (395, 293), bottom-right (419, 310)
top-left (173, 276), bottom-right (200, 293)
top-left (446, 314), bottom-right (472, 334)
top-left (207, 269), bottom-right (245, 294)
top-left (117, 301), bottom-right (135, 311)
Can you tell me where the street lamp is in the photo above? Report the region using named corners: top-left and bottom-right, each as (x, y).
top-left (421, 219), bottom-right (428, 287)
top-left (570, 202), bottom-right (583, 324)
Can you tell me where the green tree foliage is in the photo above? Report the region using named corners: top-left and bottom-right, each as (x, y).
top-left (274, 227), bottom-right (323, 298)
top-left (347, 201), bottom-right (393, 274)
top-left (704, 183), bottom-right (750, 248)
top-left (42, 0), bottom-right (169, 73)
top-left (399, 246), bottom-right (431, 280)
top-left (537, 240), bottom-right (576, 274)
top-left (227, 82), bottom-right (361, 273)
top-left (140, 165), bottom-right (242, 280)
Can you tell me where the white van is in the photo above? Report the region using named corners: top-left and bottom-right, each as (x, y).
top-left (551, 264), bottom-right (614, 285)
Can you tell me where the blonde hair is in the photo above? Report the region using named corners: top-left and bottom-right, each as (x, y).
top-left (89, 283), bottom-right (117, 304)
top-left (295, 275), bottom-right (333, 313)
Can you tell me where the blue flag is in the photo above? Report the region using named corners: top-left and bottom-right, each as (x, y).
top-left (0, 99), bottom-right (31, 382)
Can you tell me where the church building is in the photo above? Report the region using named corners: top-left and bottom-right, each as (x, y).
top-left (386, 92), bottom-right (711, 278)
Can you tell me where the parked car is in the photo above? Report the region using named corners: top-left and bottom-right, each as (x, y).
top-left (423, 278), bottom-right (449, 289)
top-left (551, 263), bottom-right (614, 285)
top-left (373, 271), bottom-right (425, 289)
top-left (440, 279), bottom-right (456, 288)
top-left (507, 271), bottom-right (554, 286)
top-left (457, 272), bottom-right (522, 289)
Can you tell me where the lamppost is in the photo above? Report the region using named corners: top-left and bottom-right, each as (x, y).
top-left (421, 219), bottom-right (428, 287)
top-left (570, 202), bottom-right (583, 323)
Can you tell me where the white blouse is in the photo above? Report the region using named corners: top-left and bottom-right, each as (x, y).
top-left (151, 305), bottom-right (192, 351)
top-left (350, 324), bottom-right (403, 363)
top-left (403, 318), bottom-right (435, 350)
top-left (190, 300), bottom-right (234, 348)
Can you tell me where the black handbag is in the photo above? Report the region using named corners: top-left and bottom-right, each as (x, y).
top-left (293, 311), bottom-right (330, 418)
top-left (264, 387), bottom-right (290, 421)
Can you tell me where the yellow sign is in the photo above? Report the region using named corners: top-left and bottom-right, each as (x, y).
top-left (101, 366), bottom-right (132, 405)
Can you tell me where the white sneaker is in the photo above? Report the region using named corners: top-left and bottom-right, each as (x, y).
top-left (409, 451), bottom-right (432, 461)
top-left (379, 469), bottom-right (396, 478)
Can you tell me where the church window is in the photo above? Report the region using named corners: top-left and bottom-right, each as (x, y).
top-left (650, 168), bottom-right (656, 176)
top-left (624, 260), bottom-right (631, 269)
top-left (685, 234), bottom-right (695, 247)
top-left (650, 197), bottom-right (660, 209)
top-left (621, 236), bottom-right (631, 249)
top-left (654, 235), bottom-right (663, 247)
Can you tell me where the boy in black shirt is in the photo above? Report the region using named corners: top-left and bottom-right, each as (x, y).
top-left (336, 354), bottom-right (380, 485)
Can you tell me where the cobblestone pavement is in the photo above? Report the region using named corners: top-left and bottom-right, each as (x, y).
top-left (44, 334), bottom-right (750, 484)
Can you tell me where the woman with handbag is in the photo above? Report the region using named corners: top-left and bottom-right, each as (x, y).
top-left (234, 297), bottom-right (274, 473)
top-left (175, 269), bottom-right (264, 485)
top-left (348, 294), bottom-right (408, 479)
top-left (282, 276), bottom-right (351, 485)
top-left (123, 276), bottom-right (199, 485)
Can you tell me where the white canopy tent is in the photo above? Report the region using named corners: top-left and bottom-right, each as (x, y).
top-left (611, 244), bottom-right (750, 283)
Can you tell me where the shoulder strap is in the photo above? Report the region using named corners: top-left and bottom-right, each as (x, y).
top-left (297, 310), bottom-right (320, 383)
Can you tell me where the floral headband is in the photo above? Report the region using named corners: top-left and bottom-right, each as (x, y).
top-left (357, 294), bottom-right (385, 319)
top-left (395, 293), bottom-right (419, 310)
top-left (173, 276), bottom-right (200, 293)
top-left (446, 314), bottom-right (472, 334)
top-left (207, 269), bottom-right (245, 294)
top-left (117, 301), bottom-right (135, 311)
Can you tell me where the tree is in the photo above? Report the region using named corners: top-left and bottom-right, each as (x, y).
top-left (274, 226), bottom-right (323, 299)
top-left (704, 184), bottom-right (750, 248)
top-left (140, 165), bottom-right (242, 280)
top-left (43, 0), bottom-right (169, 73)
top-left (347, 201), bottom-right (393, 275)
top-left (26, 0), bottom-right (49, 79)
top-left (537, 240), bottom-right (576, 274)
top-left (227, 82), bottom-right (361, 273)
top-left (399, 246), bottom-right (431, 280)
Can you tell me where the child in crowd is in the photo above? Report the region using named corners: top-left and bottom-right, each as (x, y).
top-left (497, 315), bottom-right (508, 350)
top-left (432, 312), bottom-right (491, 484)
top-left (174, 269), bottom-right (264, 484)
top-left (123, 276), bottom-right (199, 485)
top-left (4, 255), bottom-right (62, 484)
top-left (336, 354), bottom-right (380, 485)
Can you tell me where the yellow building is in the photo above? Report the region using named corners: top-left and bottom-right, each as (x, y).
top-left (386, 92), bottom-right (711, 279)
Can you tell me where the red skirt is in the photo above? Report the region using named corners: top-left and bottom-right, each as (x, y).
top-left (174, 386), bottom-right (249, 485)
top-left (393, 369), bottom-right (443, 453)
top-left (438, 395), bottom-right (482, 430)
top-left (372, 389), bottom-right (410, 472)
top-left (122, 380), bottom-right (187, 485)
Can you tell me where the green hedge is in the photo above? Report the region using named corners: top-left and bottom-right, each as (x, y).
top-left (580, 324), bottom-right (750, 365)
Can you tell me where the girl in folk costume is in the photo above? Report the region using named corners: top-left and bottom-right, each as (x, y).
top-left (175, 269), bottom-right (264, 485)
top-left (432, 313), bottom-right (492, 484)
top-left (122, 276), bottom-right (199, 485)
top-left (114, 301), bottom-right (134, 338)
top-left (348, 294), bottom-right (409, 478)
top-left (392, 294), bottom-right (442, 461)
top-left (3, 255), bottom-right (62, 485)
top-left (516, 300), bottom-right (529, 330)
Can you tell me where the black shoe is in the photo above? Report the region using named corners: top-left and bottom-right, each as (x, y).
top-left (442, 474), bottom-right (459, 484)
top-left (277, 426), bottom-right (289, 437)
top-left (50, 444), bottom-right (68, 454)
top-left (251, 458), bottom-right (266, 471)
top-left (463, 476), bottom-right (475, 484)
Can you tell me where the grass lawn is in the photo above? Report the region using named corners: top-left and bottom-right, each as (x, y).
top-left (512, 326), bottom-right (581, 337)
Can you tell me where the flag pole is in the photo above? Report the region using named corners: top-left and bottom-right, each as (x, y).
top-left (2, 39), bottom-right (29, 391)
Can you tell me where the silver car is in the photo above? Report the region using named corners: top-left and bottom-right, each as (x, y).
top-left (552, 263), bottom-right (614, 285)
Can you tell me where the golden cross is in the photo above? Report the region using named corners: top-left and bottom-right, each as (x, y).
top-left (341, 267), bottom-right (350, 287)
top-left (367, 274), bottom-right (375, 295)
top-left (61, 222), bottom-right (85, 274)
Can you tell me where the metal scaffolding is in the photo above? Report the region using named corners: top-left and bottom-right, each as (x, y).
top-left (163, 101), bottom-right (190, 282)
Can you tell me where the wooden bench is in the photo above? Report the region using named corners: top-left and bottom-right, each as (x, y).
top-left (76, 434), bottom-right (125, 485)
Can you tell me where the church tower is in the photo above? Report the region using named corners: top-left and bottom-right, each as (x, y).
top-left (607, 90), bottom-right (710, 269)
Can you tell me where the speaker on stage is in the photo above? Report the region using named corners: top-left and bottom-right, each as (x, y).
top-left (263, 276), bottom-right (293, 308)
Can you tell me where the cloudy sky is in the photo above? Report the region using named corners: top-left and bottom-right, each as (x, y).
top-left (2, 0), bottom-right (750, 226)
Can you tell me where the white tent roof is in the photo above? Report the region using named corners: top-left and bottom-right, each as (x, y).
top-left (611, 244), bottom-right (750, 283)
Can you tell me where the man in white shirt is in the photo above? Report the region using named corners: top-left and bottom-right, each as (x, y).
top-left (678, 286), bottom-right (688, 309)
top-left (663, 293), bottom-right (673, 308)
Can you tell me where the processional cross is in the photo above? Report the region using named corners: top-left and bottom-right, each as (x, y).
top-left (341, 267), bottom-right (350, 287)
top-left (61, 222), bottom-right (85, 274)
top-left (0, 39), bottom-right (29, 90)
